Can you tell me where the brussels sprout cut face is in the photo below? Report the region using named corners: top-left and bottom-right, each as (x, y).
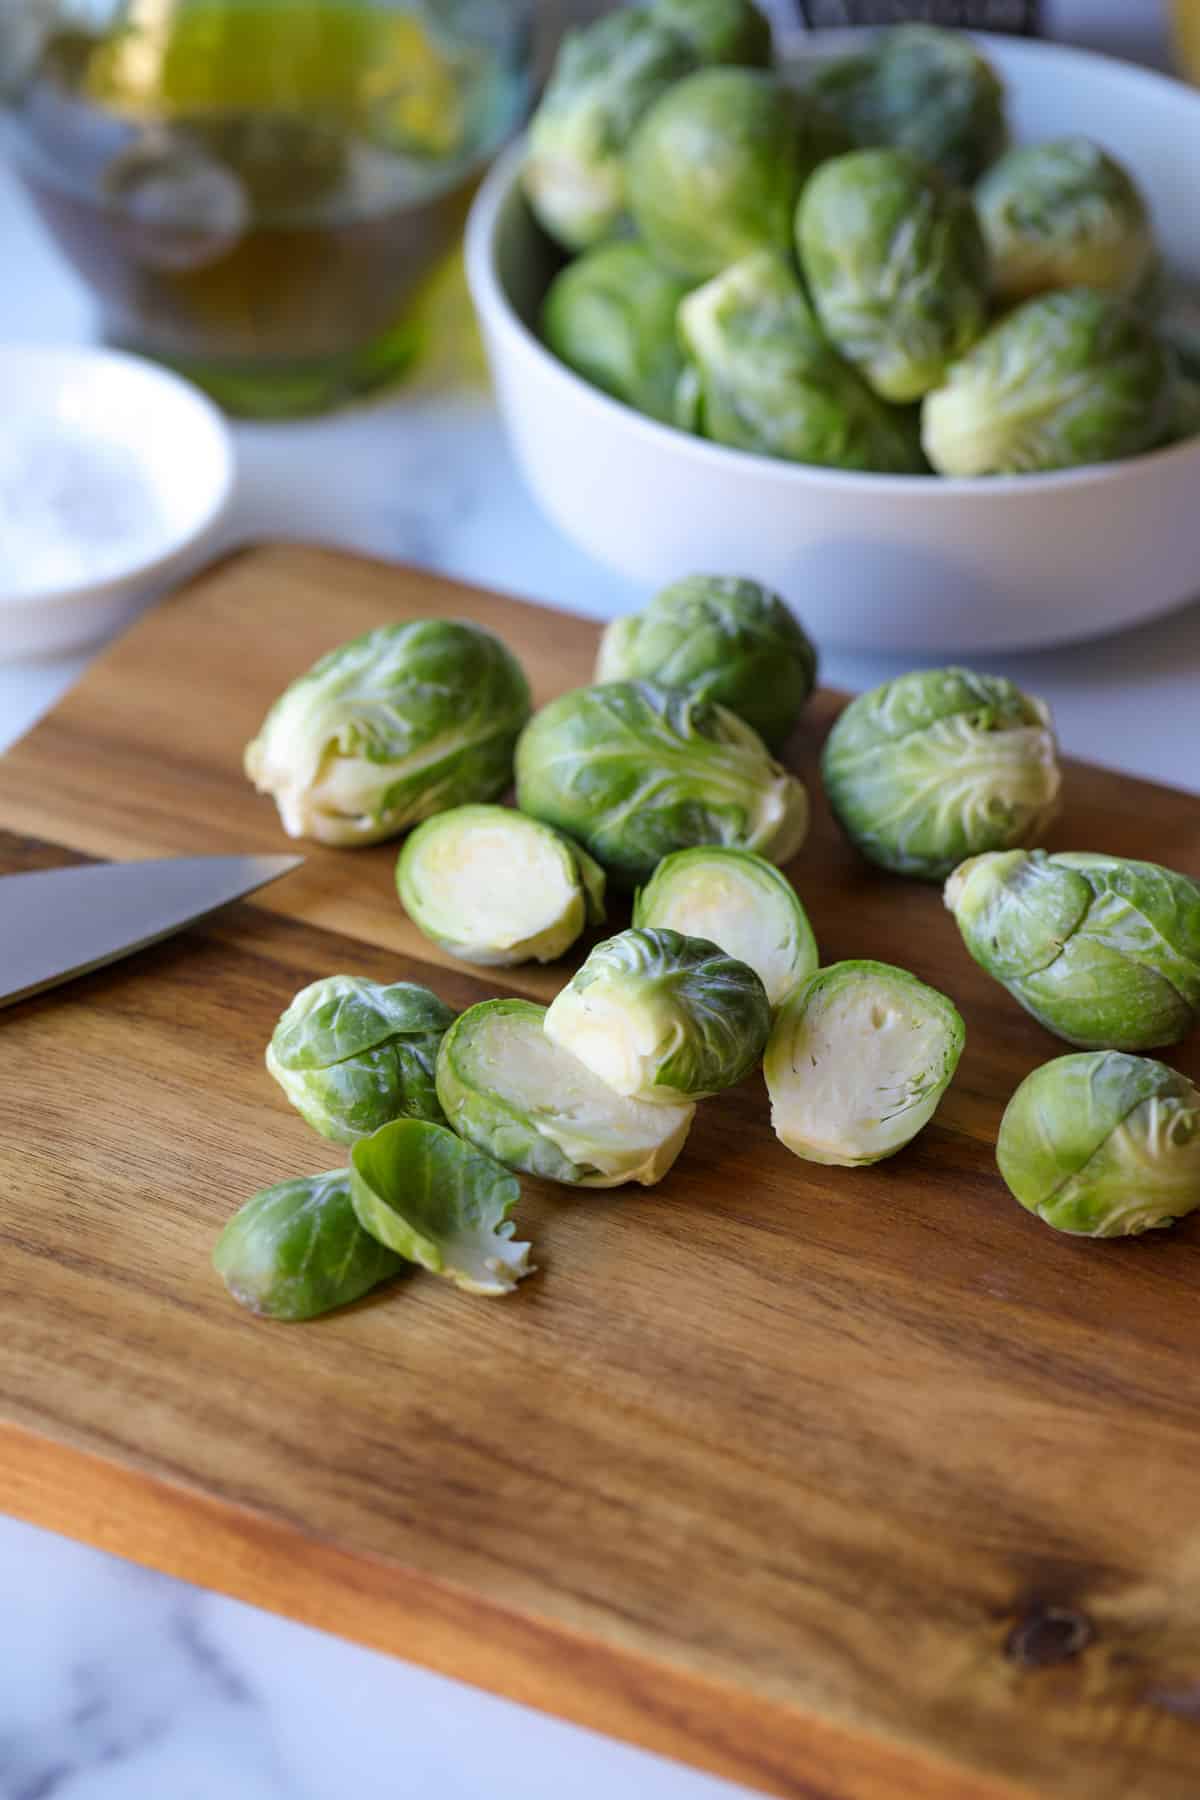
top-left (350, 1119), bottom-right (531, 1295)
top-left (213, 1172), bottom-right (406, 1321)
top-left (436, 999), bottom-right (695, 1187)
top-left (977, 138), bottom-right (1154, 306)
top-left (946, 850), bottom-right (1200, 1051)
top-left (596, 575), bottom-right (817, 751)
top-left (545, 926), bottom-right (771, 1105)
top-left (515, 680), bottom-right (808, 887)
top-left (764, 961), bottom-right (965, 1166)
top-left (823, 668), bottom-right (1060, 881)
top-left (997, 1052), bottom-right (1200, 1237)
top-left (243, 620), bottom-right (531, 847)
top-left (396, 805), bottom-right (604, 967)
top-left (634, 848), bottom-right (817, 1009)
top-left (541, 242), bottom-right (692, 427)
top-left (266, 976), bottom-right (456, 1143)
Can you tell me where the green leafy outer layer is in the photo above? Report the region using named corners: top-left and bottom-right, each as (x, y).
top-left (350, 1119), bottom-right (531, 1295)
top-left (821, 666), bottom-right (1060, 880)
top-left (946, 849), bottom-right (1200, 1050)
top-left (515, 679), bottom-right (808, 887)
top-left (542, 242), bottom-right (693, 427)
top-left (213, 1171), bottom-right (407, 1321)
top-left (996, 1051), bottom-right (1200, 1237)
top-left (652, 0), bottom-right (772, 67)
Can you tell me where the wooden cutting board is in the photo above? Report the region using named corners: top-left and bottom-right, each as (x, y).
top-left (2, 544), bottom-right (1199, 1800)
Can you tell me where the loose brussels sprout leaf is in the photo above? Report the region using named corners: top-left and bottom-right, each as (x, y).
top-left (652, 0), bottom-right (772, 67)
top-left (976, 137), bottom-right (1154, 306)
top-left (596, 575), bottom-right (817, 751)
top-left (541, 241), bottom-right (692, 426)
top-left (213, 1171), bottom-right (406, 1321)
top-left (626, 69), bottom-right (842, 282)
top-left (809, 25), bottom-right (1006, 188)
top-left (946, 849), bottom-right (1200, 1051)
top-left (544, 925), bottom-right (770, 1105)
top-left (437, 998), bottom-right (695, 1186)
top-left (350, 1119), bottom-right (531, 1296)
top-left (396, 803), bottom-right (605, 966)
top-left (823, 668), bottom-right (1060, 881)
top-left (633, 847), bottom-right (816, 1009)
top-left (267, 975), bottom-right (456, 1143)
top-left (522, 8), bottom-right (695, 251)
top-left (244, 620), bottom-right (531, 847)
top-left (922, 289), bottom-right (1175, 477)
top-left (515, 679), bottom-right (808, 887)
top-left (997, 1051), bottom-right (1200, 1237)
top-left (678, 252), bottom-right (928, 472)
top-left (797, 148), bottom-right (989, 403)
top-left (764, 960), bottom-right (964, 1166)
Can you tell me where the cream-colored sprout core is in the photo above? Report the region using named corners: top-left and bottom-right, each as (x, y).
top-left (400, 808), bottom-right (585, 965)
top-left (545, 982), bottom-right (684, 1105)
top-left (639, 863), bottom-right (813, 1008)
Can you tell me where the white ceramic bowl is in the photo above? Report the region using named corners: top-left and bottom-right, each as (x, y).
top-left (466, 35), bottom-right (1200, 653)
top-left (0, 346), bottom-right (234, 659)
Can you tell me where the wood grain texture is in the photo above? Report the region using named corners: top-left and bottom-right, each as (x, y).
top-left (1, 545), bottom-right (1200, 1800)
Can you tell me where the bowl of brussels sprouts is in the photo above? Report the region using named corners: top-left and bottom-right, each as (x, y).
top-left (465, 12), bottom-right (1200, 653)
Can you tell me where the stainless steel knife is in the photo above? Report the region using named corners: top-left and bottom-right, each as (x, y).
top-left (0, 854), bottom-right (303, 1008)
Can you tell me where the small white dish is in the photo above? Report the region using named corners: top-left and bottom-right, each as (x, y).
top-left (0, 345), bottom-right (234, 659)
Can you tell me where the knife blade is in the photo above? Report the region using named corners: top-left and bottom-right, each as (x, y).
top-left (0, 854), bottom-right (303, 1008)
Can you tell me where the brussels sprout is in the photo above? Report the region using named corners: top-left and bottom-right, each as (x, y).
top-left (521, 8), bottom-right (695, 252)
top-left (678, 252), bottom-right (928, 472)
top-left (633, 848), bottom-right (816, 1008)
top-left (244, 621), bottom-right (531, 848)
top-left (764, 960), bottom-right (964, 1166)
top-left (541, 242), bottom-right (692, 425)
top-left (396, 804), bottom-right (604, 967)
top-left (945, 850), bottom-right (1200, 1052)
top-left (652, 0), bottom-right (771, 66)
top-left (822, 668), bottom-right (1060, 881)
top-left (350, 1118), bottom-right (531, 1295)
top-left (515, 679), bottom-right (808, 887)
top-left (1170, 376), bottom-right (1200, 443)
top-left (976, 138), bottom-right (1154, 306)
top-left (809, 25), bottom-right (1006, 188)
top-left (436, 998), bottom-right (695, 1186)
top-left (596, 575), bottom-right (817, 751)
top-left (1153, 273), bottom-right (1200, 380)
top-left (266, 975), bottom-right (456, 1143)
top-left (996, 1051), bottom-right (1200, 1237)
top-left (213, 1171), bottom-right (406, 1321)
top-left (626, 68), bottom-right (845, 282)
top-left (544, 926), bottom-right (770, 1105)
top-left (921, 289), bottom-right (1175, 477)
top-left (797, 148), bottom-right (989, 403)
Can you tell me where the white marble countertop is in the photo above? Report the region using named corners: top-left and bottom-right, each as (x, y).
top-left (2, 6), bottom-right (1198, 1797)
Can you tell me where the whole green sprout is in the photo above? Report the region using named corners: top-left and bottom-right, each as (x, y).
top-left (997, 1052), bottom-right (1200, 1237)
top-left (596, 575), bottom-right (817, 750)
top-left (213, 1171), bottom-right (406, 1321)
top-left (652, 0), bottom-right (772, 66)
top-left (946, 850), bottom-right (1200, 1051)
top-left (797, 148), bottom-right (990, 403)
top-left (541, 241), bottom-right (692, 425)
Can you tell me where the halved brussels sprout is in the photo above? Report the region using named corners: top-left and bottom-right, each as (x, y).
top-left (678, 251), bottom-right (928, 472)
top-left (244, 620), bottom-right (531, 847)
top-left (652, 0), bottom-right (771, 67)
top-left (350, 1118), bottom-right (532, 1295)
top-left (823, 668), bottom-right (1060, 881)
top-left (596, 575), bottom-right (817, 751)
top-left (213, 1171), bottom-right (406, 1321)
top-left (764, 960), bottom-right (965, 1166)
top-left (626, 68), bottom-right (843, 282)
top-left (266, 975), bottom-right (456, 1142)
top-left (922, 289), bottom-right (1175, 477)
top-left (809, 25), bottom-right (1006, 188)
top-left (797, 148), bottom-right (990, 403)
top-left (396, 804), bottom-right (604, 966)
top-left (521, 7), bottom-right (695, 252)
top-left (945, 849), bottom-right (1200, 1051)
top-left (515, 679), bottom-right (808, 887)
top-left (976, 138), bottom-right (1154, 306)
top-left (997, 1051), bottom-right (1200, 1237)
top-left (436, 998), bottom-right (695, 1186)
top-left (541, 241), bottom-right (692, 425)
top-left (545, 926), bottom-right (770, 1105)
top-left (633, 847), bottom-right (816, 1008)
